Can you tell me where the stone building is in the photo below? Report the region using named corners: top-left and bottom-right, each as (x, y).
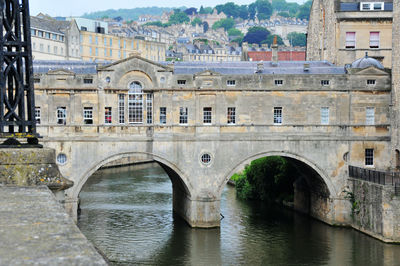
top-left (30, 15), bottom-right (81, 61)
top-left (307, 0), bottom-right (393, 67)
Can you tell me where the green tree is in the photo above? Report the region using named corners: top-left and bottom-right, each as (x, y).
top-left (297, 0), bottom-right (312, 20)
top-left (228, 28), bottom-right (243, 37)
top-left (184, 7), bottom-right (197, 15)
top-left (262, 34), bottom-right (284, 46)
top-left (191, 17), bottom-right (202, 26)
top-left (199, 6), bottom-right (213, 14)
top-left (255, 0), bottom-right (273, 20)
top-left (238, 5), bottom-right (249, 20)
top-left (212, 18), bottom-right (235, 31)
top-left (272, 0), bottom-right (288, 11)
top-left (168, 9), bottom-right (190, 25)
top-left (277, 11), bottom-right (290, 18)
top-left (243, 26), bottom-right (270, 45)
top-left (287, 2), bottom-right (300, 17)
top-left (248, 3), bottom-right (256, 20)
top-left (287, 32), bottom-right (307, 47)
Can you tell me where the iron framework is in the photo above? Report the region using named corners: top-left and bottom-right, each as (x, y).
top-left (0, 0), bottom-right (38, 144)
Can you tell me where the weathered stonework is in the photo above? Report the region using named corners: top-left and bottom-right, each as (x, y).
top-left (351, 179), bottom-right (400, 242)
top-left (0, 148), bottom-right (73, 191)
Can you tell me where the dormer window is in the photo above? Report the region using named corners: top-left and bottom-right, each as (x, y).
top-left (360, 2), bottom-right (384, 11)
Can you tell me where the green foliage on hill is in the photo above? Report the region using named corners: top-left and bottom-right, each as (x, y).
top-left (82, 7), bottom-right (185, 21)
top-left (191, 18), bottom-right (203, 27)
top-left (262, 34), bottom-right (284, 46)
top-left (212, 18), bottom-right (235, 31)
top-left (232, 156), bottom-right (297, 203)
top-left (168, 9), bottom-right (190, 25)
top-left (228, 28), bottom-right (243, 37)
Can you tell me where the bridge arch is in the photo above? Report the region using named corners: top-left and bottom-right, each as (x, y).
top-left (69, 151), bottom-right (193, 200)
top-left (218, 150), bottom-right (337, 199)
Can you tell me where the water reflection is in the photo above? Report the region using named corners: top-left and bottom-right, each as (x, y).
top-left (78, 163), bottom-right (400, 266)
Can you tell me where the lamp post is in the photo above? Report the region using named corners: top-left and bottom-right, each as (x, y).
top-left (0, 0), bottom-right (39, 147)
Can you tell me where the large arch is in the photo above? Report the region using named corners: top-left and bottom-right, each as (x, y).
top-left (218, 150), bottom-right (337, 197)
top-left (69, 151), bottom-right (193, 200)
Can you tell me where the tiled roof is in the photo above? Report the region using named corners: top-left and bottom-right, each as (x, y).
top-left (33, 60), bottom-right (98, 74)
top-left (30, 16), bottom-right (70, 34)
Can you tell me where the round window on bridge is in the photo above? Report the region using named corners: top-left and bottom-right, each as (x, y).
top-left (201, 153), bottom-right (212, 165)
top-left (57, 153), bottom-right (67, 165)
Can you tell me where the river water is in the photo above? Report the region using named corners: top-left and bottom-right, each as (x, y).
top-left (78, 163), bottom-right (400, 265)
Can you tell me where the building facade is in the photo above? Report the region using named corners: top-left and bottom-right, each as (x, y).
top-left (307, 0), bottom-right (393, 67)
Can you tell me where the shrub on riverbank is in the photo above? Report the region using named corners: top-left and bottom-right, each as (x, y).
top-left (232, 156), bottom-right (297, 203)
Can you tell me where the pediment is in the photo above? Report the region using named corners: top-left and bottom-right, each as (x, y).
top-left (194, 70), bottom-right (222, 77)
top-left (47, 69), bottom-right (76, 76)
top-left (353, 66), bottom-right (389, 76)
top-left (98, 55), bottom-right (172, 73)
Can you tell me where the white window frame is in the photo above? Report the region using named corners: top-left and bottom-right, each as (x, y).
top-left (365, 149), bottom-right (374, 166)
top-left (57, 107), bottom-right (66, 125)
top-left (321, 80), bottom-right (330, 86)
top-left (227, 107), bottom-right (236, 125)
top-left (128, 82), bottom-right (143, 124)
top-left (370, 32), bottom-right (380, 48)
top-left (227, 80), bottom-right (236, 86)
top-left (179, 107), bottom-right (188, 125)
top-left (160, 107), bottom-right (167, 124)
top-left (203, 107), bottom-right (212, 125)
top-left (274, 80), bottom-right (283, 86)
top-left (105, 107), bottom-right (112, 124)
top-left (146, 93), bottom-right (153, 124)
top-left (360, 2), bottom-right (384, 11)
top-left (274, 107), bottom-right (282, 125)
top-left (367, 79), bottom-right (376, 86)
top-left (118, 94), bottom-right (125, 124)
top-left (83, 107), bottom-right (93, 125)
top-left (320, 107), bottom-right (329, 125)
top-left (345, 32), bottom-right (356, 49)
top-left (366, 107), bottom-right (375, 125)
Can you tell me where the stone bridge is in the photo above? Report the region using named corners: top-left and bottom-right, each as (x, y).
top-left (34, 57), bottom-right (393, 229)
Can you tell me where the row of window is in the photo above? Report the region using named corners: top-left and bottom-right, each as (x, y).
top-left (31, 29), bottom-right (65, 42)
top-left (32, 42), bottom-right (64, 56)
top-left (35, 106), bottom-right (377, 126)
top-left (176, 79), bottom-right (376, 87)
top-left (345, 31), bottom-right (380, 49)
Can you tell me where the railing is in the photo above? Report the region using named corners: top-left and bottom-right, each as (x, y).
top-left (349, 165), bottom-right (400, 186)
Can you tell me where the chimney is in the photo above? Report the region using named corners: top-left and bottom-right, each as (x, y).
top-left (272, 35), bottom-right (278, 64)
top-left (256, 62), bottom-right (264, 73)
top-left (242, 42), bottom-right (249, 61)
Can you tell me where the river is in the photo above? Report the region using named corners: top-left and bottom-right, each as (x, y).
top-left (77, 163), bottom-right (400, 265)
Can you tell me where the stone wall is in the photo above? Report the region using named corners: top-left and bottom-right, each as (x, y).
top-left (351, 179), bottom-right (400, 242)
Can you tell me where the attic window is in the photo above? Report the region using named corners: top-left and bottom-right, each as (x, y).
top-left (275, 80), bottom-right (283, 86)
top-left (84, 78), bottom-right (93, 84)
top-left (367, 79), bottom-right (376, 86)
top-left (321, 80), bottom-right (330, 86)
top-left (177, 80), bottom-right (186, 85)
top-left (34, 78), bottom-right (40, 83)
top-left (227, 80), bottom-right (236, 86)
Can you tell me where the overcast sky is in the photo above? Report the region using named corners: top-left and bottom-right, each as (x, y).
top-left (29, 0), bottom-right (306, 17)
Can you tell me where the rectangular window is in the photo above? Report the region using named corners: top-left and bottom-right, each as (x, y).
top-left (45, 32), bottom-right (50, 39)
top-left (110, 38), bottom-right (113, 46)
top-left (227, 80), bottom-right (236, 86)
top-left (203, 107), bottom-right (212, 124)
top-left (83, 107), bottom-right (93, 125)
top-left (179, 107), bottom-right (188, 124)
top-left (365, 149), bottom-right (374, 166)
top-left (84, 78), bottom-right (93, 84)
top-left (38, 31), bottom-right (43, 37)
top-left (35, 107), bottom-right (41, 125)
top-left (366, 107), bottom-right (375, 125)
top-left (57, 107), bottom-right (66, 125)
top-left (90, 47), bottom-right (93, 56)
top-left (177, 80), bottom-right (186, 85)
top-left (346, 32), bottom-right (356, 48)
top-left (52, 34), bottom-right (57, 40)
top-left (146, 94), bottom-right (153, 124)
top-left (274, 107), bottom-right (282, 125)
top-left (118, 94), bottom-right (125, 124)
top-left (367, 79), bottom-right (376, 85)
top-left (160, 107), bottom-right (167, 124)
top-left (128, 91), bottom-right (143, 124)
top-left (361, 3), bottom-right (371, 10)
top-left (110, 49), bottom-right (112, 57)
top-left (275, 80), bottom-right (283, 86)
top-left (370, 32), bottom-right (380, 48)
top-left (89, 36), bottom-right (93, 44)
top-left (105, 107), bottom-right (112, 124)
top-left (95, 36), bottom-right (98, 45)
top-left (227, 107), bottom-right (236, 125)
top-left (104, 37), bottom-right (107, 47)
top-left (34, 78), bottom-right (40, 84)
top-left (54, 46), bottom-right (58, 54)
top-left (321, 107), bottom-right (329, 125)
top-left (321, 80), bottom-right (330, 86)
top-left (95, 47), bottom-right (98, 56)
top-left (31, 29), bottom-right (36, 36)
top-left (104, 48), bottom-right (107, 57)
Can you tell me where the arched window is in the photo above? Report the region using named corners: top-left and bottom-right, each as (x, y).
top-left (128, 82), bottom-right (143, 123)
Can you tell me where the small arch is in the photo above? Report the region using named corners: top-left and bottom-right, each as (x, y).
top-left (128, 81), bottom-right (143, 94)
top-left (218, 151), bottom-right (337, 198)
top-left (69, 152), bottom-right (193, 200)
